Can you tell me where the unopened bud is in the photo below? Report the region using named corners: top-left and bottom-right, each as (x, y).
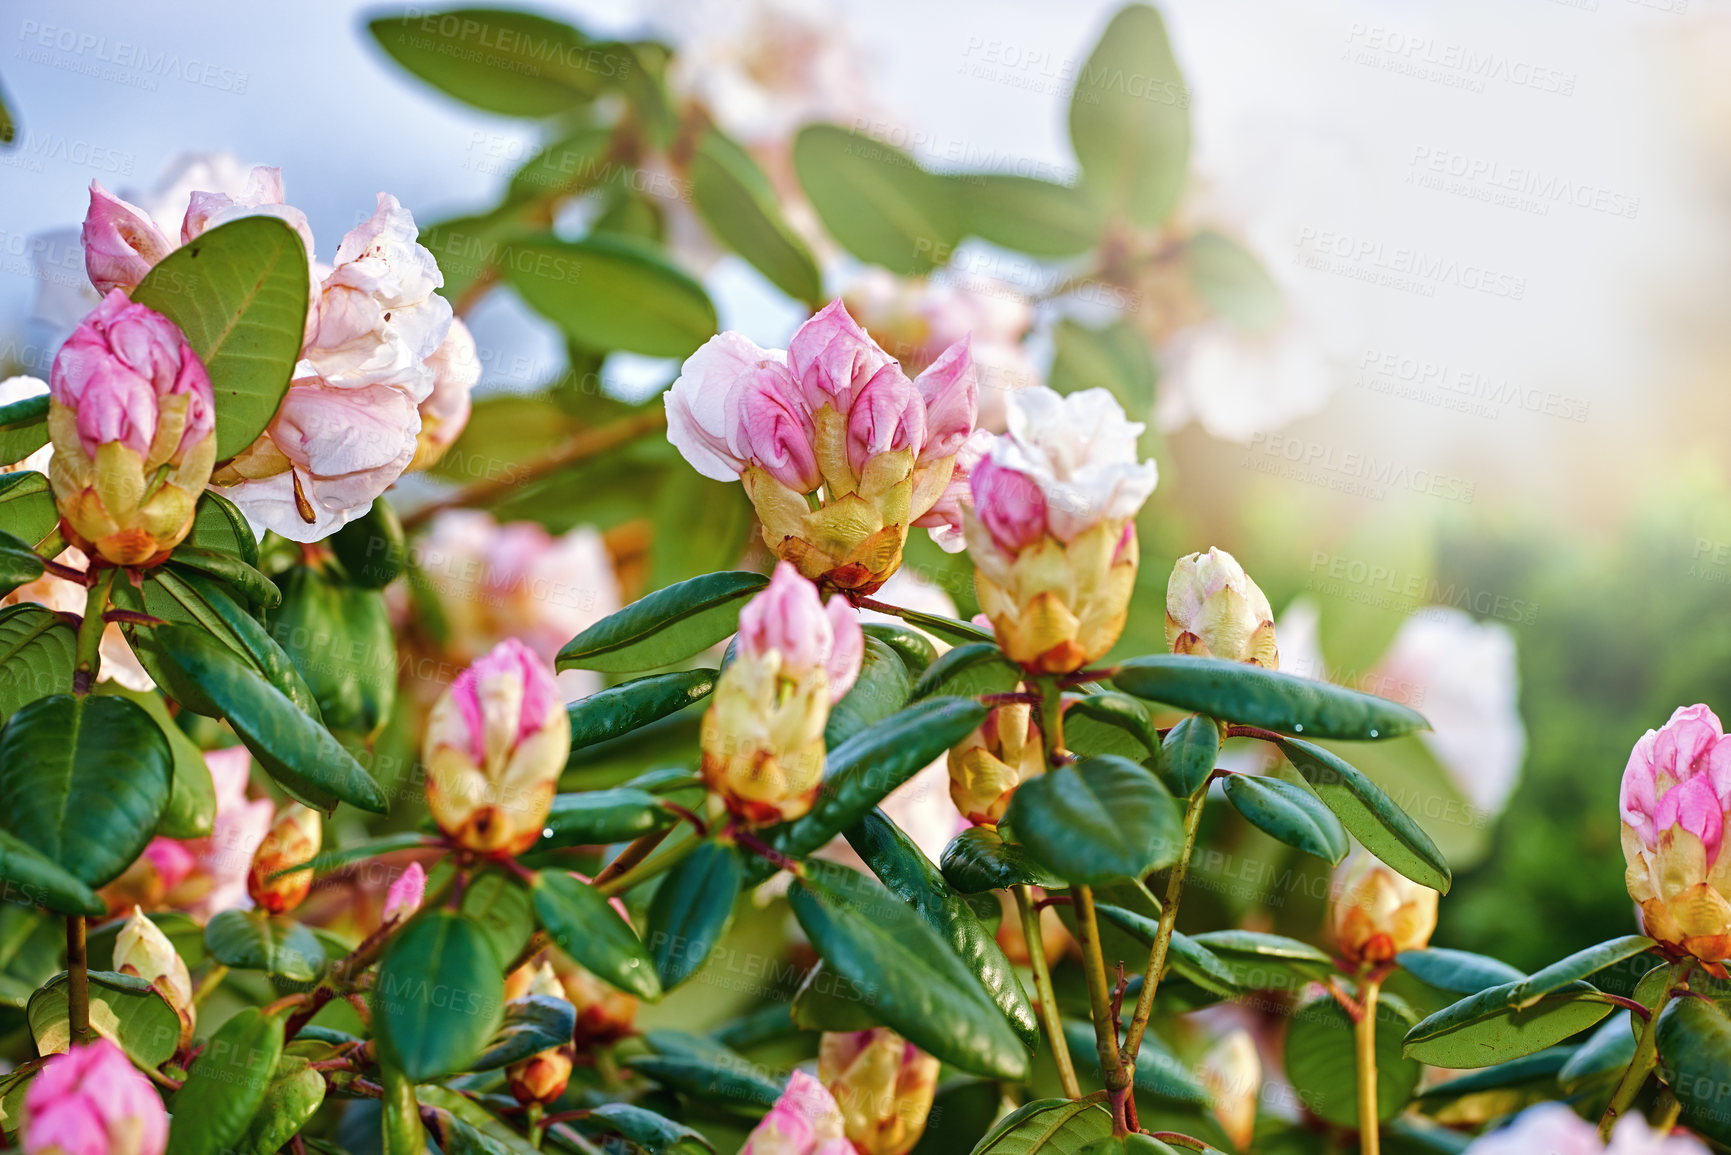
top-left (1165, 547), bottom-right (1278, 667)
top-left (818, 1029), bottom-right (940, 1155)
top-left (1329, 851), bottom-right (1438, 966)
top-left (113, 907), bottom-right (194, 1049)
top-left (246, 804), bottom-right (322, 915)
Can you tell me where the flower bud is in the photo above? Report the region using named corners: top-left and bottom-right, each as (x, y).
top-left (947, 702), bottom-right (1042, 825)
top-left (409, 318), bottom-right (480, 471)
top-left (700, 564), bottom-right (863, 827)
top-left (1621, 704), bottom-right (1731, 962)
top-left (741, 1068), bottom-right (855, 1155)
top-left (505, 963), bottom-right (576, 1105)
top-left (818, 1029), bottom-right (940, 1155)
top-left (1197, 1030), bottom-right (1260, 1151)
top-left (963, 388), bottom-right (1157, 673)
top-left (81, 183), bottom-right (173, 297)
top-left (994, 889), bottom-right (1070, 968)
top-left (1329, 850), bottom-right (1438, 966)
top-left (424, 638), bottom-right (570, 854)
top-left (112, 908), bottom-right (194, 1049)
top-left (22, 1038), bottom-right (167, 1155)
top-left (559, 961), bottom-right (638, 1048)
top-left (245, 804), bottom-right (322, 915)
top-left (382, 861), bottom-right (426, 924)
top-left (1165, 547), bottom-right (1278, 668)
top-left (47, 291), bottom-right (216, 566)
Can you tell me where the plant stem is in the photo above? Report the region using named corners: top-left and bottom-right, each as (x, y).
top-left (1074, 884), bottom-right (1132, 1134)
top-left (71, 569), bottom-right (116, 694)
top-left (66, 916), bottom-right (89, 1045)
top-left (1036, 676), bottom-right (1066, 764)
top-left (190, 964), bottom-right (229, 1006)
top-left (595, 832), bottom-right (700, 897)
top-left (1015, 883), bottom-right (1080, 1100)
top-left (591, 827), bottom-right (673, 889)
top-left (1356, 974), bottom-right (1383, 1155)
top-left (1600, 959), bottom-right (1692, 1139)
top-left (1121, 786), bottom-right (1207, 1065)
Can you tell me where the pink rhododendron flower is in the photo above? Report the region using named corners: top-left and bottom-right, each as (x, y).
top-left (1463, 1102), bottom-right (1706, 1155)
top-left (382, 861), bottom-right (427, 924)
top-left (741, 1069), bottom-right (855, 1155)
top-left (80, 183), bottom-right (172, 297)
top-left (22, 1038), bottom-right (167, 1155)
top-left (410, 318), bottom-right (481, 470)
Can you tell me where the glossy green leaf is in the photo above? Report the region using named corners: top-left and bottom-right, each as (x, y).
top-left (473, 995), bottom-right (578, 1070)
top-left (791, 960), bottom-right (880, 1032)
top-left (690, 128), bottom-right (823, 304)
top-left (826, 636), bottom-right (912, 747)
top-left (267, 565), bottom-right (396, 736)
top-left (1509, 936), bottom-right (1656, 1009)
top-left (1063, 692), bottom-right (1160, 761)
top-left (507, 127), bottom-right (614, 202)
top-left (167, 546), bottom-right (279, 610)
top-left (558, 570), bottom-right (768, 673)
top-left (790, 861), bottom-right (1029, 1080)
top-left (579, 1102), bottom-right (717, 1154)
top-left (1048, 318), bottom-right (1157, 421)
top-left (940, 826), bottom-right (1065, 894)
top-left (374, 910), bottom-right (505, 1080)
top-left (623, 1048), bottom-right (783, 1115)
top-left (286, 831), bottom-right (432, 878)
top-left (1116, 655), bottom-right (1429, 740)
top-left (168, 1007), bottom-right (285, 1155)
top-left (132, 216), bottom-right (309, 460)
top-left (1413, 1047), bottom-right (1572, 1104)
top-left (237, 1054), bottom-right (325, 1155)
top-left (1005, 755), bottom-right (1182, 885)
top-left (846, 809), bottom-right (1038, 1048)
top-left (910, 641), bottom-right (1020, 701)
top-left (1557, 1012), bottom-right (1636, 1093)
top-left (0, 471), bottom-right (56, 547)
top-left (862, 623), bottom-right (938, 676)
top-left (952, 174), bottom-right (1104, 258)
top-left (1068, 3), bottom-right (1190, 227)
top-left (1278, 737), bottom-right (1452, 891)
top-left (0, 529), bottom-right (43, 596)
top-left (0, 692), bottom-right (172, 887)
top-left (1656, 998), bottom-right (1731, 1144)
top-left (28, 970), bottom-right (181, 1068)
top-left (367, 8), bottom-right (613, 116)
top-left (532, 869), bottom-right (661, 1000)
top-left (455, 866), bottom-right (536, 966)
top-left (329, 498), bottom-right (406, 588)
top-left (539, 788), bottom-right (674, 850)
top-left (418, 1084), bottom-right (535, 1155)
top-left (151, 625), bottom-right (386, 813)
top-left (1091, 904), bottom-right (1237, 995)
top-left (968, 1097), bottom-right (1112, 1154)
top-left (1397, 949), bottom-right (1526, 995)
top-left (92, 683), bottom-right (215, 839)
top-left (0, 830), bottom-right (106, 917)
top-left (792, 124), bottom-right (963, 276)
top-left (501, 234), bottom-right (717, 357)
top-left (1161, 715), bottom-right (1219, 796)
top-left (1186, 230), bottom-right (1280, 333)
top-left (1403, 979), bottom-right (1614, 1068)
top-left (567, 668), bottom-right (716, 751)
top-left (646, 840), bottom-right (742, 990)
top-left (0, 393), bottom-right (47, 466)
top-left (205, 909), bottom-right (327, 982)
top-left (1285, 994), bottom-right (1421, 1126)
top-left (0, 604), bottom-right (75, 723)
top-left (1188, 929), bottom-right (1336, 991)
top-left (1223, 773), bottom-right (1349, 864)
top-left (185, 489), bottom-right (260, 568)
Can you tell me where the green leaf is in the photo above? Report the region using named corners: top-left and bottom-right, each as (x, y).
top-left (1114, 654), bottom-right (1429, 740)
top-left (237, 1055), bottom-right (325, 1155)
top-left (532, 869), bottom-right (661, 1000)
top-left (567, 668), bottom-right (717, 752)
top-left (1557, 1012), bottom-right (1636, 1094)
top-left (1657, 998), bottom-right (1731, 1144)
top-left (624, 1045), bottom-right (784, 1115)
top-left (167, 547), bottom-right (280, 610)
top-left (1049, 319), bottom-right (1157, 421)
top-left (1412, 1047), bottom-right (1573, 1104)
top-left (940, 827), bottom-right (1065, 894)
top-left (579, 1102), bottom-right (717, 1155)
top-left (474, 995), bottom-right (578, 1071)
top-left (790, 861), bottom-right (1029, 1080)
top-left (826, 636), bottom-right (912, 748)
top-left (1185, 230), bottom-right (1279, 334)
top-left (752, 696), bottom-right (989, 876)
top-left (329, 498), bottom-right (407, 589)
top-left (1223, 773), bottom-right (1349, 864)
top-left (846, 809), bottom-right (1039, 1049)
top-left (151, 625), bottom-right (387, 813)
top-left (886, 607), bottom-right (995, 647)
top-left (1403, 980), bottom-right (1615, 1068)
top-left (366, 8), bottom-right (613, 116)
top-left (0, 471), bottom-right (56, 547)
top-left (168, 1007), bottom-right (286, 1155)
top-left (418, 1083), bottom-right (536, 1155)
top-left (1063, 692), bottom-right (1160, 761)
top-left (1068, 3), bottom-right (1190, 227)
top-left (1508, 936), bottom-right (1655, 1009)
top-left (912, 1080), bottom-right (1014, 1155)
top-left (501, 233), bottom-right (717, 357)
top-left (792, 124), bottom-right (963, 276)
top-left (1090, 905), bottom-right (1237, 995)
top-left (93, 684), bottom-right (216, 840)
top-left (951, 174), bottom-right (1104, 258)
top-left (646, 840), bottom-right (741, 990)
top-left (0, 529), bottom-right (43, 596)
top-left (1284, 994), bottom-right (1421, 1126)
top-left (1396, 949), bottom-right (1526, 995)
top-left (131, 216), bottom-right (310, 460)
top-left (374, 909), bottom-right (505, 1081)
top-left (1005, 755), bottom-right (1182, 885)
top-left (0, 831), bottom-right (106, 917)
top-left (267, 566), bottom-right (396, 736)
top-left (28, 969), bottom-right (181, 1068)
top-left (558, 570), bottom-right (768, 673)
top-left (507, 127), bottom-right (615, 202)
top-left (205, 909), bottom-right (327, 982)
top-left (0, 392), bottom-right (46, 466)
top-left (1188, 930), bottom-right (1336, 991)
top-left (539, 788), bottom-right (674, 850)
top-left (910, 641), bottom-right (1020, 701)
top-left (791, 960), bottom-right (880, 1031)
top-left (862, 623), bottom-right (938, 676)
top-left (968, 1097), bottom-right (1113, 1154)
top-left (1276, 738), bottom-right (1451, 893)
top-left (690, 128), bottom-right (823, 305)
top-left (457, 866), bottom-right (537, 966)
top-left (1161, 715), bottom-right (1219, 797)
top-left (0, 604), bottom-right (76, 723)
top-left (184, 490), bottom-right (260, 568)
top-left (0, 693), bottom-right (172, 887)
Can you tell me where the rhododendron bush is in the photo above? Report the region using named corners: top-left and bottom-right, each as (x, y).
top-left (0, 6), bottom-right (1726, 1155)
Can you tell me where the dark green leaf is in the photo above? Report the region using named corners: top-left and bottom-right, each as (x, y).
top-left (0, 393), bottom-right (47, 466)
top-left (205, 909), bottom-right (327, 982)
top-left (558, 571), bottom-right (768, 673)
top-left (539, 788), bottom-right (674, 850)
top-left (132, 216), bottom-right (310, 460)
top-left (168, 547), bottom-right (280, 610)
top-left (1063, 692), bottom-right (1160, 761)
top-left (1068, 3), bottom-right (1190, 227)
top-left (330, 499), bottom-right (406, 588)
top-left (285, 831), bottom-right (431, 879)
top-left (791, 960), bottom-right (880, 1031)
top-left (0, 692), bottom-right (172, 887)
top-left (884, 607), bottom-right (994, 647)
top-left (457, 866), bottom-right (537, 966)
top-left (940, 827), bottom-right (1065, 894)
top-left (1509, 936), bottom-right (1655, 1009)
top-left (374, 910), bottom-right (505, 1080)
top-left (910, 641), bottom-right (1020, 701)
top-left (1403, 980), bottom-right (1614, 1068)
top-left (1656, 998), bottom-right (1731, 1144)
top-left (1396, 949), bottom-right (1526, 995)
top-left (28, 970), bottom-right (180, 1068)
top-left (1188, 930), bottom-right (1335, 991)
top-left (1161, 715), bottom-right (1219, 796)
top-left (861, 623), bottom-right (938, 676)
top-left (167, 1007), bottom-right (285, 1155)
top-left (474, 995), bottom-right (578, 1070)
top-left (567, 668), bottom-right (717, 751)
top-left (94, 684), bottom-right (216, 839)
top-left (1557, 1012), bottom-right (1635, 1094)
top-left (267, 566), bottom-right (396, 736)
top-left (0, 471), bottom-right (56, 547)
top-left (0, 604), bottom-right (75, 723)
top-left (952, 174), bottom-right (1104, 258)
top-left (792, 124), bottom-right (962, 276)
top-left (622, 1050), bottom-right (783, 1116)
top-left (968, 1097), bottom-right (1112, 1154)
top-left (579, 1102), bottom-right (717, 1154)
top-left (1005, 755), bottom-right (1182, 885)
top-left (911, 1080), bottom-right (1007, 1155)
top-left (1048, 319), bottom-right (1156, 421)
top-left (0, 830), bottom-right (106, 917)
top-left (1278, 738), bottom-right (1451, 892)
top-left (532, 869), bottom-right (661, 1000)
top-left (825, 636), bottom-right (912, 747)
top-left (501, 234), bottom-right (717, 357)
top-left (184, 489), bottom-right (260, 569)
top-left (1091, 905), bottom-right (1237, 995)
top-left (646, 840), bottom-right (742, 990)
top-left (1223, 773), bottom-right (1349, 863)
top-left (0, 529), bottom-right (43, 596)
top-left (1115, 655), bottom-right (1428, 740)
top-left (1413, 1047), bottom-right (1573, 1103)
top-left (367, 8), bottom-right (613, 116)
top-left (1285, 994), bottom-right (1421, 1126)
top-left (690, 128), bottom-right (823, 305)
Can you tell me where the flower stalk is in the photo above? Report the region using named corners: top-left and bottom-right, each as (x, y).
top-left (1356, 973), bottom-right (1383, 1155)
top-left (1014, 883), bottom-right (1080, 1100)
top-left (1599, 958), bottom-right (1692, 1139)
top-left (1122, 784), bottom-right (1208, 1067)
top-left (1075, 884), bottom-right (1133, 1134)
top-left (65, 915), bottom-right (90, 1045)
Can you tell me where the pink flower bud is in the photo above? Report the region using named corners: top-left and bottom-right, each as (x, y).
top-left (1462, 1102), bottom-right (1708, 1155)
top-left (48, 291), bottom-right (216, 565)
top-left (969, 453), bottom-right (1047, 557)
top-left (787, 299), bottom-right (902, 417)
top-left (22, 1038), bottom-right (167, 1155)
top-left (818, 1029), bottom-right (940, 1155)
top-left (736, 563), bottom-right (864, 702)
top-left (246, 804), bottom-right (322, 915)
top-left (742, 1069), bottom-right (855, 1155)
top-left (845, 368), bottom-right (926, 478)
top-left (911, 427), bottom-right (990, 554)
top-left (1621, 705), bottom-right (1731, 961)
top-left (424, 639), bottom-right (571, 854)
top-left (81, 183), bottom-right (173, 296)
top-left (911, 336), bottom-right (977, 463)
top-left (736, 362), bottom-right (823, 492)
top-left (382, 861), bottom-right (427, 924)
